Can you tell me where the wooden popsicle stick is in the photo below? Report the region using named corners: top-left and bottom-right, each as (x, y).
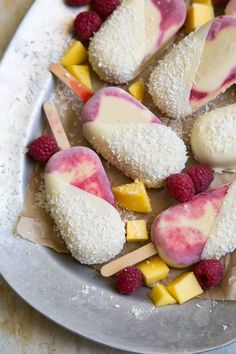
top-left (101, 242), bottom-right (158, 277)
top-left (50, 63), bottom-right (93, 102)
top-left (43, 102), bottom-right (70, 150)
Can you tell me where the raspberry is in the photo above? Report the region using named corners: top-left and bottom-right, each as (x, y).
top-left (167, 173), bottom-right (195, 203)
top-left (92, 0), bottom-right (120, 19)
top-left (193, 260), bottom-right (223, 290)
top-left (187, 164), bottom-right (214, 194)
top-left (28, 136), bottom-right (58, 162)
top-left (74, 11), bottom-right (101, 41)
top-left (67, 0), bottom-right (91, 6)
top-left (116, 266), bottom-right (142, 295)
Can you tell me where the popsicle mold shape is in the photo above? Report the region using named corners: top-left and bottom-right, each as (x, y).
top-left (151, 185), bottom-right (229, 268)
top-left (225, 0), bottom-right (236, 15)
top-left (81, 87), bottom-right (187, 188)
top-left (202, 181), bottom-right (236, 260)
top-left (191, 104), bottom-right (236, 172)
top-left (149, 16), bottom-right (236, 118)
top-left (45, 147), bottom-right (125, 264)
top-left (88, 0), bottom-right (186, 84)
top-left (150, 284), bottom-right (177, 307)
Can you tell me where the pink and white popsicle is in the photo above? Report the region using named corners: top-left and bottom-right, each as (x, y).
top-left (101, 182), bottom-right (236, 276)
top-left (43, 103), bottom-right (125, 265)
top-left (149, 16), bottom-right (236, 118)
top-left (81, 87), bottom-right (187, 188)
top-left (88, 0), bottom-right (186, 84)
top-left (151, 185), bottom-right (229, 268)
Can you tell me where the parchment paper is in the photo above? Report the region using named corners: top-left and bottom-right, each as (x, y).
top-left (16, 41), bottom-right (236, 301)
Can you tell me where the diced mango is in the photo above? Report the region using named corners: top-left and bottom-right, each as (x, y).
top-left (137, 256), bottom-right (169, 285)
top-left (128, 81), bottom-right (145, 102)
top-left (192, 0), bottom-right (213, 5)
top-left (150, 284), bottom-right (177, 307)
top-left (112, 181), bottom-right (152, 213)
top-left (185, 4), bottom-right (215, 34)
top-left (60, 41), bottom-right (88, 67)
top-left (67, 65), bottom-right (92, 91)
top-left (167, 272), bottom-right (203, 304)
top-left (126, 220), bottom-right (148, 242)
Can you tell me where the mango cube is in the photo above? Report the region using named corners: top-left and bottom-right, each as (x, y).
top-left (126, 220), bottom-right (148, 242)
top-left (60, 41), bottom-right (88, 67)
top-left (128, 81), bottom-right (144, 102)
top-left (167, 272), bottom-right (203, 304)
top-left (185, 4), bottom-right (215, 33)
top-left (112, 181), bottom-right (152, 213)
top-left (137, 256), bottom-right (169, 285)
top-left (192, 0), bottom-right (213, 5)
top-left (67, 65), bottom-right (92, 91)
top-left (150, 284), bottom-right (177, 307)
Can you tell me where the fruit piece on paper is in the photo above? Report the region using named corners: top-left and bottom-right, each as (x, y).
top-left (150, 284), bottom-right (177, 307)
top-left (126, 220), bottom-right (148, 242)
top-left (67, 65), bottom-right (92, 90)
top-left (128, 81), bottom-right (144, 102)
top-left (60, 41), bottom-right (88, 66)
top-left (137, 256), bottom-right (169, 285)
top-left (186, 3), bottom-right (214, 33)
top-left (112, 181), bottom-right (152, 213)
top-left (167, 272), bottom-right (203, 304)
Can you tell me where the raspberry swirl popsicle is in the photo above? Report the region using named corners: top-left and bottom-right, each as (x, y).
top-left (81, 87), bottom-right (187, 188)
top-left (149, 16), bottom-right (236, 118)
top-left (151, 185), bottom-right (229, 268)
top-left (45, 147), bottom-right (125, 264)
top-left (88, 0), bottom-right (186, 84)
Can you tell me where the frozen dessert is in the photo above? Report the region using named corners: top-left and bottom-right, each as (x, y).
top-left (45, 147), bottom-right (125, 264)
top-left (149, 16), bottom-right (236, 118)
top-left (81, 87), bottom-right (187, 188)
top-left (88, 0), bottom-right (186, 84)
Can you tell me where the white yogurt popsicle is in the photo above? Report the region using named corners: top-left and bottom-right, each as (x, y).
top-left (191, 104), bottom-right (236, 172)
top-left (88, 0), bottom-right (186, 84)
top-left (81, 87), bottom-right (187, 188)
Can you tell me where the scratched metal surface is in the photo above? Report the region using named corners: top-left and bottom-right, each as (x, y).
top-left (0, 1), bottom-right (236, 353)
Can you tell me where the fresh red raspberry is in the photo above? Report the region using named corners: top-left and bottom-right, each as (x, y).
top-left (187, 164), bottom-right (214, 194)
top-left (28, 136), bottom-right (58, 162)
top-left (67, 0), bottom-right (91, 6)
top-left (74, 11), bottom-right (101, 41)
top-left (92, 0), bottom-right (120, 19)
top-left (167, 173), bottom-right (195, 203)
top-left (116, 267), bottom-right (142, 295)
top-left (193, 260), bottom-right (224, 290)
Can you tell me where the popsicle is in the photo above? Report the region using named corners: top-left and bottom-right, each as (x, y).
top-left (81, 87), bottom-right (187, 188)
top-left (101, 184), bottom-right (230, 276)
top-left (43, 102), bottom-right (125, 264)
top-left (202, 181), bottom-right (236, 260)
top-left (191, 103), bottom-right (236, 172)
top-left (149, 16), bottom-right (236, 119)
top-left (225, 0), bottom-right (236, 15)
top-left (88, 0), bottom-right (187, 84)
